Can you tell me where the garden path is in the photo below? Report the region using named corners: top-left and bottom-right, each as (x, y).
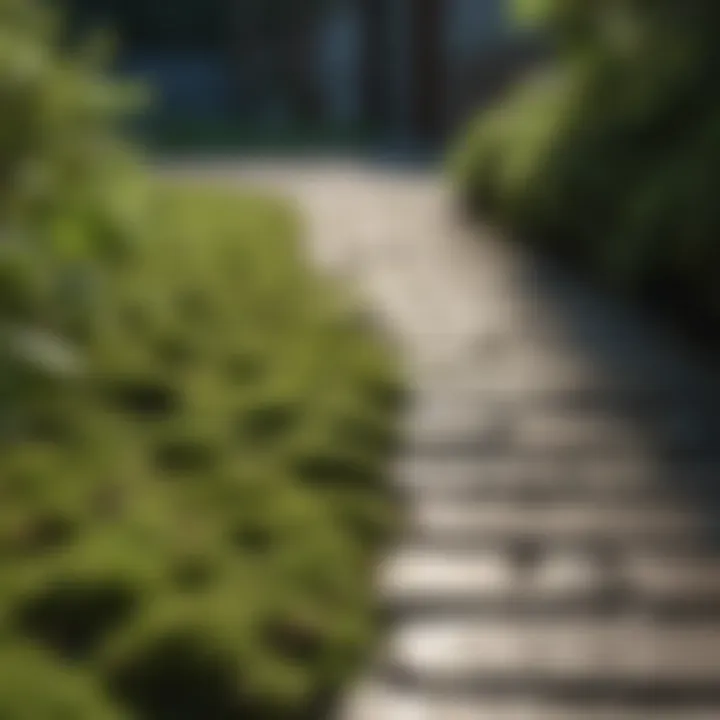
top-left (168, 158), bottom-right (720, 719)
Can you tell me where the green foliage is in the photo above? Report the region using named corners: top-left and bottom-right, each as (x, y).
top-left (0, 0), bottom-right (149, 442)
top-left (0, 643), bottom-right (127, 719)
top-left (453, 0), bottom-right (720, 331)
top-left (513, 0), bottom-right (553, 25)
top-left (0, 0), bottom-right (146, 237)
top-left (0, 185), bottom-right (403, 717)
top-left (0, 1), bottom-right (403, 716)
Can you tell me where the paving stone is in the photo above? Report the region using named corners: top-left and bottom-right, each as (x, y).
top-left (395, 457), bottom-right (675, 502)
top-left (388, 617), bottom-right (720, 686)
top-left (404, 399), bottom-right (510, 449)
top-left (514, 412), bottom-right (653, 454)
top-left (379, 549), bottom-right (519, 605)
top-left (515, 408), bottom-right (720, 458)
top-left (532, 548), bottom-right (613, 600)
top-left (380, 547), bottom-right (614, 612)
top-left (411, 501), bottom-right (703, 545)
top-left (342, 684), bottom-right (720, 720)
top-left (381, 547), bottom-right (720, 614)
top-left (624, 554), bottom-right (720, 605)
top-left (395, 457), bottom-right (574, 499)
top-left (388, 618), bottom-right (535, 680)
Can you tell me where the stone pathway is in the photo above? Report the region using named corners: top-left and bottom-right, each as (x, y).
top-left (166, 158), bottom-right (720, 719)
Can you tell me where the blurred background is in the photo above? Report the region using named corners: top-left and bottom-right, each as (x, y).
top-left (4, 0), bottom-right (720, 717)
top-left (61, 0), bottom-right (542, 153)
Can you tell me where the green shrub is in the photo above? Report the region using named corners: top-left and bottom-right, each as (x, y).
top-left (0, 0), bottom-right (148, 446)
top-left (0, 643), bottom-right (125, 719)
top-left (453, 0), bottom-right (720, 335)
top-left (0, 1), bottom-right (404, 716)
top-left (0, 182), bottom-right (403, 717)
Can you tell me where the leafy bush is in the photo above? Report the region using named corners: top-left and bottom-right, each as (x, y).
top-left (0, 642), bottom-right (126, 719)
top-left (0, 1), bottom-right (405, 717)
top-left (0, 0), bottom-right (148, 444)
top-left (452, 0), bottom-right (720, 335)
top-left (0, 185), bottom-right (403, 717)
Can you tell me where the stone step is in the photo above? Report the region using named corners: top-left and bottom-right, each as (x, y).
top-left (411, 376), bottom-right (720, 408)
top-left (379, 548), bottom-right (720, 617)
top-left (406, 439), bottom-right (720, 462)
top-left (404, 388), bottom-right (720, 458)
top-left (411, 353), bottom-right (702, 399)
top-left (403, 400), bottom-right (510, 449)
top-left (513, 407), bottom-right (720, 459)
top-left (384, 617), bottom-right (720, 693)
top-left (395, 457), bottom-right (708, 504)
top-left (409, 500), bottom-right (709, 549)
top-left (340, 682), bottom-right (720, 720)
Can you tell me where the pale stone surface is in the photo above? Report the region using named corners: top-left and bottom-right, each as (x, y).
top-left (514, 411), bottom-right (652, 454)
top-left (532, 549), bottom-right (610, 600)
top-left (625, 554), bottom-right (720, 601)
top-left (412, 502), bottom-right (701, 543)
top-left (396, 456), bottom-right (677, 503)
top-left (389, 617), bottom-right (720, 684)
top-left (342, 690), bottom-right (720, 720)
top-left (379, 549), bottom-right (519, 604)
top-left (404, 398), bottom-right (508, 447)
top-left (389, 618), bottom-right (535, 679)
top-left (380, 546), bottom-right (720, 610)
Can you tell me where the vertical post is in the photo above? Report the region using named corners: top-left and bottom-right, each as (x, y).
top-left (361, 0), bottom-right (391, 135)
top-left (409, 0), bottom-right (446, 141)
top-left (289, 15), bottom-right (322, 126)
top-left (224, 0), bottom-right (254, 115)
top-left (387, 0), bottom-right (413, 146)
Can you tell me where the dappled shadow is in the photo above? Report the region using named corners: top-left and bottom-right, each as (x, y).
top-left (489, 231), bottom-right (720, 529)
